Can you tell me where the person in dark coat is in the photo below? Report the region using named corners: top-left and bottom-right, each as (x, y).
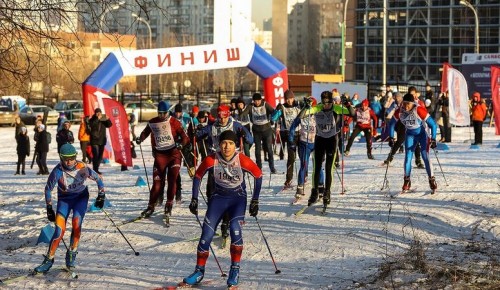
top-left (15, 126), bottom-right (30, 175)
top-left (88, 108), bottom-right (112, 175)
top-left (35, 124), bottom-right (49, 175)
top-left (56, 120), bottom-right (75, 153)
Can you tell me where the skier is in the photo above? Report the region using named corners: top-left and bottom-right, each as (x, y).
top-left (183, 130), bottom-right (262, 288)
top-left (135, 101), bottom-right (190, 219)
top-left (33, 143), bottom-right (106, 274)
top-left (234, 97), bottom-right (252, 157)
top-left (388, 93), bottom-right (438, 193)
top-left (273, 90), bottom-right (301, 188)
top-left (238, 93), bottom-right (279, 173)
top-left (288, 97), bottom-right (325, 199)
top-left (297, 91), bottom-right (354, 207)
top-left (470, 91), bottom-right (487, 145)
top-left (195, 104), bottom-right (253, 240)
top-left (344, 99), bottom-right (378, 159)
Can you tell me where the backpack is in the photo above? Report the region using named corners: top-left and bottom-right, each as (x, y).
top-left (46, 131), bottom-right (52, 144)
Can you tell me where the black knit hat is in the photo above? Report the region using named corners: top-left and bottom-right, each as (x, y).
top-left (174, 104), bottom-right (183, 113)
top-left (252, 93), bottom-right (262, 101)
top-left (219, 130), bottom-right (238, 144)
top-left (403, 93), bottom-right (414, 103)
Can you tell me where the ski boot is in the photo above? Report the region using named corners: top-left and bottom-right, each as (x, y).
top-left (367, 152), bottom-right (374, 160)
top-left (308, 188), bottom-right (319, 206)
top-left (318, 185), bottom-right (325, 199)
top-left (429, 176), bottom-right (437, 194)
top-left (334, 162), bottom-right (340, 168)
top-left (344, 150), bottom-right (350, 157)
top-left (165, 202), bottom-right (173, 216)
top-left (227, 263), bottom-right (240, 287)
top-left (383, 154), bottom-right (394, 165)
top-left (295, 185), bottom-right (304, 199)
top-left (34, 255), bottom-right (54, 274)
top-left (270, 168), bottom-right (278, 174)
top-left (283, 180), bottom-right (293, 190)
top-left (183, 265), bottom-right (205, 285)
top-left (402, 176), bottom-right (411, 192)
top-left (415, 159), bottom-right (425, 169)
top-left (175, 188), bottom-right (182, 203)
top-left (141, 207), bottom-right (154, 218)
top-left (65, 250), bottom-right (77, 268)
top-left (323, 189), bottom-right (331, 205)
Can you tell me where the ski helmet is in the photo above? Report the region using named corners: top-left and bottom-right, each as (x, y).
top-left (158, 101), bottom-right (170, 113)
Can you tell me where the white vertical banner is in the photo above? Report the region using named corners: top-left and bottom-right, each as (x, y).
top-left (447, 67), bottom-right (471, 126)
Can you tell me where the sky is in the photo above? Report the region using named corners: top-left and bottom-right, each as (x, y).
top-left (0, 123), bottom-right (499, 288)
top-left (252, 0), bottom-right (272, 30)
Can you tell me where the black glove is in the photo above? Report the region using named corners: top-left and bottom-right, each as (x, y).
top-left (289, 142), bottom-right (296, 151)
top-left (175, 143), bottom-right (183, 150)
top-left (135, 137), bottom-right (142, 145)
top-left (94, 194), bottom-right (105, 209)
top-left (249, 199), bottom-right (259, 217)
top-left (388, 137), bottom-right (395, 148)
top-left (430, 138), bottom-right (437, 149)
top-left (46, 204), bottom-right (56, 222)
top-left (189, 198), bottom-right (198, 215)
top-left (304, 97), bottom-right (312, 108)
top-left (276, 103), bottom-right (284, 111)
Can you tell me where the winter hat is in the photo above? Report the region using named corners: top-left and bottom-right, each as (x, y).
top-left (284, 90), bottom-right (295, 99)
top-left (59, 112), bottom-right (66, 116)
top-left (94, 108), bottom-right (102, 114)
top-left (197, 110), bottom-right (208, 119)
top-left (236, 97), bottom-right (245, 105)
top-left (333, 95), bottom-right (341, 103)
top-left (219, 130), bottom-right (238, 144)
top-left (473, 92), bottom-right (480, 99)
top-left (21, 127), bottom-right (27, 134)
top-left (230, 98), bottom-right (238, 104)
top-left (217, 105), bottom-right (231, 118)
top-left (60, 143), bottom-right (77, 158)
top-left (425, 99), bottom-right (432, 107)
top-left (174, 104), bottom-right (183, 113)
top-left (320, 91), bottom-right (333, 102)
top-left (252, 93), bottom-right (262, 101)
top-left (403, 93), bottom-right (414, 103)
top-left (192, 106), bottom-right (199, 114)
top-left (38, 124), bottom-right (45, 130)
top-left (362, 99), bottom-right (369, 106)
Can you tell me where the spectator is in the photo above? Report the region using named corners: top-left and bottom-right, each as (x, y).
top-left (56, 120), bottom-right (74, 153)
top-left (470, 92), bottom-right (488, 145)
top-left (88, 108), bottom-right (112, 175)
top-left (15, 126), bottom-right (30, 175)
top-left (437, 92), bottom-right (451, 142)
top-left (35, 124), bottom-right (49, 175)
top-left (78, 116), bottom-right (91, 163)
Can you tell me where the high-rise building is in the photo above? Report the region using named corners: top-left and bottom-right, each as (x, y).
top-left (351, 0), bottom-right (500, 83)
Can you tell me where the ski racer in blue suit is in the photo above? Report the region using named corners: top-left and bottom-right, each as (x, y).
top-left (183, 130), bottom-right (262, 288)
top-left (388, 93), bottom-right (438, 192)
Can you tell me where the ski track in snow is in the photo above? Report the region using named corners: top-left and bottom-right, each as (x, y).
top-left (0, 124), bottom-right (499, 289)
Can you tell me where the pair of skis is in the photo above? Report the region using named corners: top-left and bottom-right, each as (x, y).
top-left (0, 266), bottom-right (78, 285)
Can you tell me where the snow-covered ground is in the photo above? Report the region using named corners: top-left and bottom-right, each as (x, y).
top-left (0, 123), bottom-right (499, 289)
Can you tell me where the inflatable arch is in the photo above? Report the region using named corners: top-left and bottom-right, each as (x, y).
top-left (81, 41), bottom-right (288, 166)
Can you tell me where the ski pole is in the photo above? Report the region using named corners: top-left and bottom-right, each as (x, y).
top-left (102, 209), bottom-right (140, 256)
top-left (138, 143), bottom-right (151, 192)
top-left (194, 215), bottom-right (226, 277)
top-left (253, 216), bottom-right (281, 274)
top-left (433, 148), bottom-right (448, 186)
top-left (381, 152), bottom-right (391, 190)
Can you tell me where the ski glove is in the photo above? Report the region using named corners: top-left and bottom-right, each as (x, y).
top-left (276, 103), bottom-right (284, 111)
top-left (388, 137), bottom-right (395, 148)
top-left (94, 194), bottom-right (106, 209)
top-left (135, 137), bottom-right (142, 145)
top-left (175, 143), bottom-right (183, 150)
top-left (46, 204), bottom-right (56, 222)
top-left (289, 142), bottom-right (297, 151)
top-left (430, 138), bottom-right (437, 149)
top-left (249, 199), bottom-right (259, 217)
top-left (189, 198), bottom-right (198, 215)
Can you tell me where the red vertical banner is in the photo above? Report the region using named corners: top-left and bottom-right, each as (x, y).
top-left (263, 69), bottom-right (289, 108)
top-left (102, 98), bottom-right (132, 166)
top-left (491, 66), bottom-right (500, 135)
